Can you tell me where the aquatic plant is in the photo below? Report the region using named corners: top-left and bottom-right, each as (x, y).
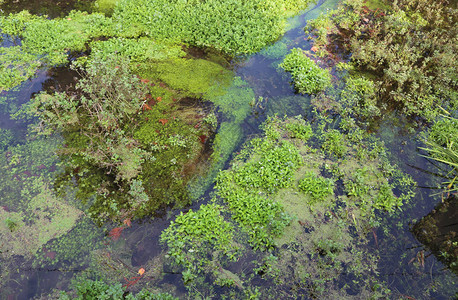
top-left (92, 0), bottom-right (121, 16)
top-left (0, 128), bottom-right (13, 150)
top-left (160, 204), bottom-right (240, 284)
top-left (181, 114), bottom-right (414, 298)
top-left (279, 48), bottom-right (332, 94)
top-left (259, 42), bottom-right (288, 60)
top-left (0, 10), bottom-right (114, 90)
top-left (140, 58), bottom-right (232, 98)
top-left (0, 0), bottom-right (314, 91)
top-left (298, 171), bottom-right (335, 203)
top-left (420, 116), bottom-right (458, 192)
top-left (305, 0), bottom-right (458, 120)
top-left (60, 277), bottom-right (178, 299)
top-left (21, 55), bottom-right (147, 180)
top-left (113, 0), bottom-right (313, 55)
top-left (88, 37), bottom-right (185, 63)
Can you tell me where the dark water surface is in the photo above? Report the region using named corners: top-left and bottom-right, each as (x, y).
top-left (0, 0), bottom-right (456, 298)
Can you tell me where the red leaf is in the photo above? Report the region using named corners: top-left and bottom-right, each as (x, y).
top-left (142, 103), bottom-right (152, 111)
top-left (199, 135), bottom-right (207, 143)
top-left (109, 227), bottom-right (124, 241)
top-left (123, 218), bottom-right (132, 227)
top-left (158, 119), bottom-right (168, 125)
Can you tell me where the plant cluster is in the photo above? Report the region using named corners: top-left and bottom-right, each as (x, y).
top-left (22, 55), bottom-right (147, 180)
top-left (60, 277), bottom-right (178, 299)
top-left (160, 204), bottom-right (240, 284)
top-left (421, 115), bottom-right (458, 192)
top-left (215, 123), bottom-right (303, 250)
top-left (0, 0), bottom-right (314, 91)
top-left (305, 0), bottom-right (458, 120)
top-left (285, 117), bottom-right (313, 141)
top-left (321, 129), bottom-right (347, 158)
top-left (298, 171), bottom-right (335, 203)
top-left (0, 10), bottom-right (113, 91)
top-left (113, 0), bottom-right (312, 55)
top-left (193, 115), bottom-right (413, 297)
top-left (279, 48), bottom-right (332, 94)
top-left (15, 54), bottom-right (211, 223)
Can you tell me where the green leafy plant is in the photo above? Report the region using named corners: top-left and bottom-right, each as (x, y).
top-left (60, 277), bottom-right (178, 299)
top-left (299, 171), bottom-right (335, 203)
top-left (420, 116), bottom-right (458, 192)
top-left (160, 204), bottom-right (240, 283)
top-left (321, 129), bottom-right (347, 158)
top-left (113, 0), bottom-right (313, 55)
top-left (279, 48), bottom-right (332, 94)
top-left (285, 117), bottom-right (313, 141)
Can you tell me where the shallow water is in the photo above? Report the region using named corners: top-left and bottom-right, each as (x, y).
top-left (0, 0), bottom-right (456, 298)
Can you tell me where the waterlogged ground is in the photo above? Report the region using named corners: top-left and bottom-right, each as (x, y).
top-left (0, 0), bottom-right (457, 299)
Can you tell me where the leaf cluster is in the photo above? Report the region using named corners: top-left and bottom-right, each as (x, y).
top-left (279, 48), bottom-right (332, 94)
top-left (298, 171), bottom-right (335, 203)
top-left (160, 204), bottom-right (240, 282)
top-left (113, 0), bottom-right (313, 55)
top-left (60, 277), bottom-right (178, 299)
top-left (421, 115), bottom-right (458, 191)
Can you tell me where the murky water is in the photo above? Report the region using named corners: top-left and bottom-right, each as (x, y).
top-left (0, 0), bottom-right (456, 298)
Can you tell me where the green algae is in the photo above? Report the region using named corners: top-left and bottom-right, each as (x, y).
top-left (189, 77), bottom-right (256, 198)
top-left (141, 58), bottom-right (232, 98)
top-left (0, 186), bottom-right (82, 259)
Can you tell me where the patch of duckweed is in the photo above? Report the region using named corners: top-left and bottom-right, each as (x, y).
top-left (33, 218), bottom-right (105, 268)
top-left (0, 136), bottom-right (62, 211)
